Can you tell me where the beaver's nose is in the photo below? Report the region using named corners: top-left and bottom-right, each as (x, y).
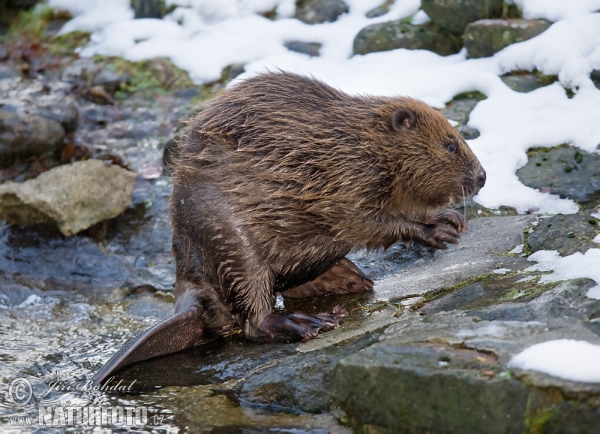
top-left (476, 168), bottom-right (486, 188)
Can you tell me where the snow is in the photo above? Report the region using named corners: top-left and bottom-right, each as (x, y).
top-left (527, 249), bottom-right (600, 300)
top-left (508, 339), bottom-right (600, 383)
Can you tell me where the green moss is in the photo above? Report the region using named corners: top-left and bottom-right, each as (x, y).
top-left (48, 31), bottom-right (91, 55)
top-left (423, 273), bottom-right (491, 302)
top-left (3, 4), bottom-right (64, 42)
top-left (574, 150), bottom-right (583, 163)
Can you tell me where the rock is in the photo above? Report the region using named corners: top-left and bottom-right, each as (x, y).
top-left (0, 44), bottom-right (8, 61)
top-left (334, 278), bottom-right (600, 433)
top-left (0, 109), bottom-right (65, 167)
top-left (516, 146), bottom-right (600, 206)
top-left (92, 65), bottom-right (131, 94)
top-left (421, 0), bottom-right (504, 35)
top-left (440, 98), bottom-right (479, 125)
top-left (528, 214), bottom-right (598, 256)
top-left (353, 21), bottom-right (462, 56)
top-left (295, 0), bottom-right (349, 24)
top-left (284, 41), bottom-right (322, 57)
top-left (0, 64), bottom-right (20, 80)
top-left (28, 98), bottom-right (79, 133)
top-left (464, 19), bottom-right (552, 58)
top-left (591, 69), bottom-right (600, 90)
top-left (501, 74), bottom-right (547, 93)
top-left (222, 63), bottom-right (246, 81)
top-left (458, 125), bottom-right (480, 140)
top-left (0, 160), bottom-right (137, 236)
top-left (239, 334), bottom-right (380, 413)
top-left (365, 0), bottom-right (394, 18)
top-left (61, 58), bottom-right (99, 84)
top-left (131, 0), bottom-right (166, 19)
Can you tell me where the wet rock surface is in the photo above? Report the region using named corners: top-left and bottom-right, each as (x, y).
top-left (517, 145), bottom-right (600, 207)
top-left (528, 214), bottom-right (598, 256)
top-left (336, 278), bottom-right (600, 432)
top-left (353, 21), bottom-right (462, 56)
top-left (0, 160), bottom-right (137, 236)
top-left (295, 0), bottom-right (349, 25)
top-left (464, 19), bottom-right (552, 58)
top-left (421, 0), bottom-right (504, 36)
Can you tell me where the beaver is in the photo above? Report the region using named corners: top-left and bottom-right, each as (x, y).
top-left (94, 72), bottom-right (486, 383)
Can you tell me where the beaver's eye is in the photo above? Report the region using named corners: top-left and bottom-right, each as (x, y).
top-left (447, 143), bottom-right (457, 153)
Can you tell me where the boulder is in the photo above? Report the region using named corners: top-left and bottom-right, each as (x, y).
top-left (464, 19), bottom-right (552, 58)
top-left (528, 214), bottom-right (598, 256)
top-left (0, 160), bottom-right (137, 236)
top-left (501, 74), bottom-right (546, 93)
top-left (295, 0), bottom-right (348, 24)
top-left (516, 146), bottom-right (600, 207)
top-left (0, 109), bottom-right (65, 167)
top-left (421, 0), bottom-right (504, 35)
top-left (353, 21), bottom-right (462, 56)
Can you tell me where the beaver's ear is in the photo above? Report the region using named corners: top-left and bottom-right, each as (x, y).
top-left (391, 108), bottom-right (416, 131)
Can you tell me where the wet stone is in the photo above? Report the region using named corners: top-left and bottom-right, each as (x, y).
top-left (284, 41), bottom-right (322, 57)
top-left (501, 74), bottom-right (546, 93)
top-left (353, 21), bottom-right (462, 56)
top-left (516, 146), bottom-right (600, 207)
top-left (528, 214), bottom-right (598, 256)
top-left (0, 65), bottom-right (20, 80)
top-left (421, 0), bottom-right (504, 35)
top-left (92, 65), bottom-right (131, 94)
top-left (464, 19), bottom-right (552, 59)
top-left (295, 0), bottom-right (349, 24)
top-left (61, 57), bottom-right (99, 83)
top-left (0, 109), bottom-right (65, 167)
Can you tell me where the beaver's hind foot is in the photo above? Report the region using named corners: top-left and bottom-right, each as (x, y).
top-left (248, 306), bottom-right (348, 343)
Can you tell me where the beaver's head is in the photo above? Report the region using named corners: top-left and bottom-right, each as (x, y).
top-left (382, 98), bottom-right (486, 218)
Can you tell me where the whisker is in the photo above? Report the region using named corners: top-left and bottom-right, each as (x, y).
top-left (462, 185), bottom-right (467, 221)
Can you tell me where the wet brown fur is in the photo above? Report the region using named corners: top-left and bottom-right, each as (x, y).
top-left (170, 71), bottom-right (485, 341)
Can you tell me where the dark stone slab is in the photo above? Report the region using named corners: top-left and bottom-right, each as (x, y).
top-left (421, 0), bottom-right (504, 35)
top-left (528, 214), bottom-right (598, 256)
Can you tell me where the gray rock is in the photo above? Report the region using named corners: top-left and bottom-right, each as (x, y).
top-left (365, 0), bottom-right (393, 18)
top-left (284, 41), bottom-right (322, 57)
top-left (528, 214), bottom-right (598, 256)
top-left (353, 21), bottom-right (462, 56)
top-left (334, 278), bottom-right (600, 432)
top-left (440, 97), bottom-right (479, 125)
top-left (0, 64), bottom-right (19, 80)
top-left (458, 125), bottom-right (480, 140)
top-left (131, 0), bottom-right (165, 19)
top-left (592, 69), bottom-right (600, 90)
top-left (61, 58), bottom-right (99, 84)
top-left (421, 0), bottom-right (504, 35)
top-left (0, 44), bottom-right (8, 61)
top-left (0, 160), bottom-right (137, 236)
top-left (29, 98), bottom-right (79, 133)
top-left (222, 63), bottom-right (246, 81)
top-left (0, 110), bottom-right (65, 167)
top-left (464, 19), bottom-right (552, 58)
top-left (295, 0), bottom-right (349, 24)
top-left (516, 146), bottom-right (600, 206)
top-left (501, 74), bottom-right (546, 93)
top-left (92, 66), bottom-right (131, 94)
